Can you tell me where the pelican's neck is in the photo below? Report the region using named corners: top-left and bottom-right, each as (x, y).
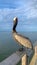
top-left (13, 21), bottom-right (17, 33)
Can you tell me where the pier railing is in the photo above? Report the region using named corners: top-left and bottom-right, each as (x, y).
top-left (0, 46), bottom-right (37, 65)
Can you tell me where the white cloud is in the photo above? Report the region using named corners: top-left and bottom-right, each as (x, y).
top-left (0, 0), bottom-right (37, 31)
top-left (0, 0), bottom-right (37, 22)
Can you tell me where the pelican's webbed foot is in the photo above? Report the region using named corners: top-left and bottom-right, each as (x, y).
top-left (19, 47), bottom-right (24, 51)
top-left (19, 46), bottom-right (24, 51)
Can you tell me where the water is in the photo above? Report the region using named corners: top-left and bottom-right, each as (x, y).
top-left (0, 31), bottom-right (37, 62)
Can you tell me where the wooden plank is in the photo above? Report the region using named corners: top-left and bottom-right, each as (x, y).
top-left (0, 48), bottom-right (33, 65)
top-left (0, 51), bottom-right (25, 65)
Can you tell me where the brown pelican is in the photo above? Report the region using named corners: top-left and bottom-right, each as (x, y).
top-left (12, 17), bottom-right (33, 51)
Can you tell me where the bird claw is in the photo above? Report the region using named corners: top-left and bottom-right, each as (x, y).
top-left (19, 48), bottom-right (24, 52)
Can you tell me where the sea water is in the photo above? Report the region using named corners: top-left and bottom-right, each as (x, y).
top-left (0, 31), bottom-right (37, 62)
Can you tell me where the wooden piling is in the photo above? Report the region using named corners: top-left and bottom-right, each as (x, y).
top-left (21, 54), bottom-right (28, 65)
top-left (35, 46), bottom-right (37, 57)
top-left (30, 46), bottom-right (37, 65)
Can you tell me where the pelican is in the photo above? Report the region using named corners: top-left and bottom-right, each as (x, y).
top-left (12, 17), bottom-right (33, 51)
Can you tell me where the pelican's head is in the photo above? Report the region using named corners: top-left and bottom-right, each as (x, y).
top-left (13, 17), bottom-right (18, 32)
top-left (13, 17), bottom-right (18, 23)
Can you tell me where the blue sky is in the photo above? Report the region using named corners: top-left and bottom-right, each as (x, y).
top-left (0, 0), bottom-right (37, 31)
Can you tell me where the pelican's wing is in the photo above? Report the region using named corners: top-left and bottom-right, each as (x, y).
top-left (14, 33), bottom-right (32, 49)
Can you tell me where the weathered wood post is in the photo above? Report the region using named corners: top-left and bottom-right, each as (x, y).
top-left (21, 54), bottom-right (28, 65)
top-left (35, 46), bottom-right (37, 58)
top-left (35, 46), bottom-right (37, 65)
top-left (30, 46), bottom-right (37, 65)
